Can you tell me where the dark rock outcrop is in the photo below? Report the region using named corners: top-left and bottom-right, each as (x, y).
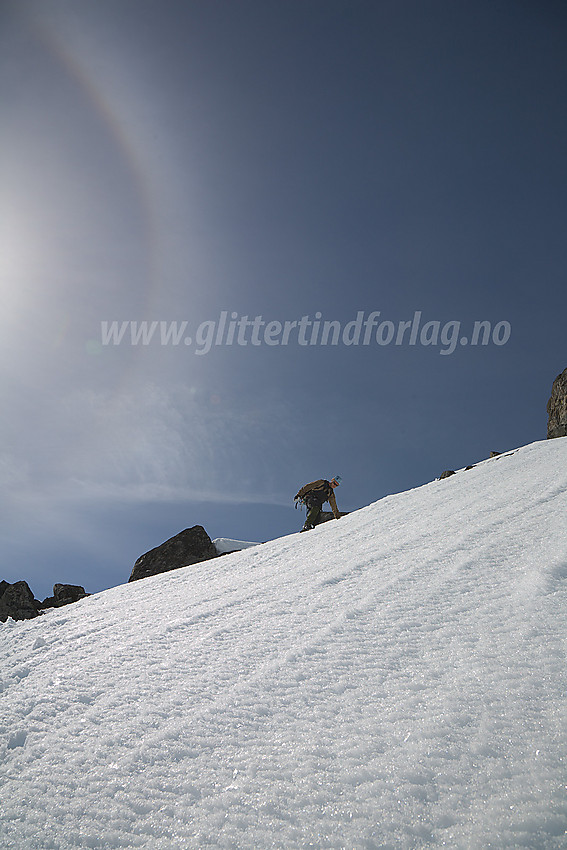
top-left (316, 510), bottom-right (350, 525)
top-left (40, 584), bottom-right (90, 610)
top-left (0, 580), bottom-right (92, 621)
top-left (547, 368), bottom-right (567, 439)
top-left (439, 470), bottom-right (456, 480)
top-left (0, 580), bottom-right (40, 622)
top-left (129, 526), bottom-right (219, 582)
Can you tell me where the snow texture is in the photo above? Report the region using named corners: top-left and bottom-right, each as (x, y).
top-left (1, 439), bottom-right (566, 849)
top-left (212, 538), bottom-right (260, 555)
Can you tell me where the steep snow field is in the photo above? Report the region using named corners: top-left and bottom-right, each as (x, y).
top-left (1, 439), bottom-right (566, 849)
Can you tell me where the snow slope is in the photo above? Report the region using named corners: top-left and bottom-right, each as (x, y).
top-left (1, 439), bottom-right (566, 850)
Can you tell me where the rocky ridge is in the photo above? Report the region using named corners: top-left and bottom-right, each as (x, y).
top-left (0, 581), bottom-right (90, 623)
top-left (547, 367), bottom-right (567, 439)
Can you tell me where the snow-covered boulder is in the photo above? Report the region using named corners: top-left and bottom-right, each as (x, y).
top-left (212, 538), bottom-right (260, 555)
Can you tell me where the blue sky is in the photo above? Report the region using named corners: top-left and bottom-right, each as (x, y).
top-left (1, 0), bottom-right (566, 600)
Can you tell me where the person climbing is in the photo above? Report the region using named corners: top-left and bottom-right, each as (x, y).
top-left (294, 476), bottom-right (342, 532)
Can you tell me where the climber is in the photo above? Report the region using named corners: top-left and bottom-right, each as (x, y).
top-left (294, 476), bottom-right (342, 532)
